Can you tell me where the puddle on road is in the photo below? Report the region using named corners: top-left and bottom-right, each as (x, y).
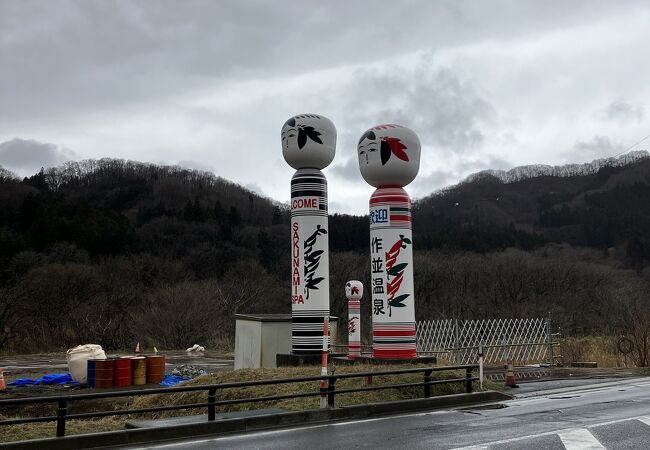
top-left (459, 403), bottom-right (509, 413)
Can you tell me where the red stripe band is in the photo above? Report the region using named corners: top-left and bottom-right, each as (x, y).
top-left (370, 196), bottom-right (410, 205)
top-left (373, 329), bottom-right (416, 337)
top-left (372, 349), bottom-right (417, 359)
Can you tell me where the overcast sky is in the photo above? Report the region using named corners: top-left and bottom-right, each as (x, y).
top-left (1, 0), bottom-right (649, 213)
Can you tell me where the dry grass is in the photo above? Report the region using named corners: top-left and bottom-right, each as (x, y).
top-left (131, 364), bottom-right (489, 417)
top-left (0, 418), bottom-right (125, 443)
top-left (558, 336), bottom-right (630, 367)
top-left (1, 363), bottom-right (497, 443)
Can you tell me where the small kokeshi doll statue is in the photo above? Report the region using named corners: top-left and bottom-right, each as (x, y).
top-left (282, 114), bottom-right (337, 354)
top-left (357, 124), bottom-right (421, 359)
top-left (345, 280), bottom-right (363, 359)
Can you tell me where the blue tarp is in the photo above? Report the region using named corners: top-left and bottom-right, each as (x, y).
top-left (9, 373), bottom-right (79, 386)
top-left (10, 372), bottom-right (190, 387)
top-left (159, 374), bottom-right (186, 387)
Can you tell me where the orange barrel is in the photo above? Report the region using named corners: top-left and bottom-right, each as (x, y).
top-left (131, 357), bottom-right (146, 385)
top-left (114, 357), bottom-right (132, 387)
top-left (86, 359), bottom-right (97, 387)
top-left (94, 359), bottom-right (115, 388)
top-left (145, 355), bottom-right (165, 384)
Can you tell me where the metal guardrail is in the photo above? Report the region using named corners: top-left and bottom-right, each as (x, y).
top-left (0, 364), bottom-right (478, 438)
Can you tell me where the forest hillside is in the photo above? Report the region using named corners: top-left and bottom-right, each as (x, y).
top-left (2, 154), bottom-right (650, 353)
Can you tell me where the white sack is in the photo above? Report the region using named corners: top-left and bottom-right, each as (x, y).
top-left (66, 344), bottom-right (106, 383)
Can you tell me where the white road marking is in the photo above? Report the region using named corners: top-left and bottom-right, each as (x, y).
top-left (557, 428), bottom-right (605, 449)
top-left (451, 414), bottom-right (650, 449)
top-left (451, 429), bottom-right (563, 449)
top-left (638, 415), bottom-right (650, 427)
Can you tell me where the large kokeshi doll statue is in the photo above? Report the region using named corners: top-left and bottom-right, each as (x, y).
top-left (357, 124), bottom-right (420, 359)
top-left (345, 280), bottom-right (363, 359)
top-left (282, 114), bottom-right (336, 354)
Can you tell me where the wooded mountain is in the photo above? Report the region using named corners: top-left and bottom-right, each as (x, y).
top-left (2, 154), bottom-right (650, 352)
top-left (414, 150), bottom-right (650, 256)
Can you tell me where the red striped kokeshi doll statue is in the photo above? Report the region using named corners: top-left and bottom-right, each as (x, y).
top-left (345, 280), bottom-right (363, 359)
top-left (282, 114), bottom-right (336, 354)
top-left (357, 124), bottom-right (421, 359)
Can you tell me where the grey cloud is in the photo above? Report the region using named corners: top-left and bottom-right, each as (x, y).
top-left (177, 160), bottom-right (216, 173)
top-left (328, 156), bottom-right (362, 182)
top-left (0, 138), bottom-right (76, 174)
top-left (605, 100), bottom-right (644, 123)
top-left (567, 136), bottom-right (624, 162)
top-left (409, 153), bottom-right (511, 198)
top-left (341, 62), bottom-right (496, 152)
top-left (244, 182), bottom-right (265, 197)
top-left (455, 154), bottom-right (511, 174)
top-left (409, 170), bottom-right (458, 198)
top-left (1, 0), bottom-right (636, 124)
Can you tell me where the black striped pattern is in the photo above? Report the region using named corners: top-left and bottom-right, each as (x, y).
top-left (290, 168), bottom-right (330, 354)
top-left (292, 310), bottom-right (329, 353)
top-left (291, 169), bottom-right (328, 216)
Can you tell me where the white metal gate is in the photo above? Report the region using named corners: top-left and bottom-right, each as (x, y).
top-left (416, 317), bottom-right (553, 366)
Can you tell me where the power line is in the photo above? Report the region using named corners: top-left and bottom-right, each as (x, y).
top-left (614, 132), bottom-right (650, 157)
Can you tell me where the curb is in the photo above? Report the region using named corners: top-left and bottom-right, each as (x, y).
top-left (0, 391), bottom-right (510, 449)
top-left (512, 376), bottom-right (650, 399)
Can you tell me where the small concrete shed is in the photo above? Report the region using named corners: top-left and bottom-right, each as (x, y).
top-left (234, 314), bottom-right (292, 369)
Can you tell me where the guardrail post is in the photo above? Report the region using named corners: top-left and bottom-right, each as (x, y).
top-left (208, 387), bottom-right (216, 421)
top-left (465, 368), bottom-right (473, 393)
top-left (546, 312), bottom-right (554, 366)
top-left (56, 398), bottom-right (67, 437)
top-left (327, 376), bottom-right (336, 408)
top-left (478, 345), bottom-right (484, 390)
top-left (423, 369), bottom-right (432, 398)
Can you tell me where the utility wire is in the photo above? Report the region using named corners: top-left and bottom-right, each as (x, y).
top-left (614, 132), bottom-right (650, 157)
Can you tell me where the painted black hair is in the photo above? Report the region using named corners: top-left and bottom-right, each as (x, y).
top-left (358, 130), bottom-right (376, 145)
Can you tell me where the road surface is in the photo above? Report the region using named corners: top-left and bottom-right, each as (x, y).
top-left (127, 377), bottom-right (650, 449)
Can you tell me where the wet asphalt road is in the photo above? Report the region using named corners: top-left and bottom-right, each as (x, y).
top-left (129, 377), bottom-right (650, 450)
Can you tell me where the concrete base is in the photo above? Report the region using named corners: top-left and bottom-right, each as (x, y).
top-left (570, 361), bottom-right (598, 368)
top-left (332, 355), bottom-right (437, 365)
top-left (276, 352), bottom-right (348, 367)
top-left (126, 409), bottom-right (287, 429)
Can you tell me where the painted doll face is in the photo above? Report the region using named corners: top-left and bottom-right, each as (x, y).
top-left (357, 124), bottom-right (421, 188)
top-left (345, 280), bottom-right (363, 301)
top-left (281, 114), bottom-right (336, 170)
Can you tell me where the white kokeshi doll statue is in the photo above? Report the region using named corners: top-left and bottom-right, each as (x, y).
top-left (282, 114), bottom-right (336, 354)
top-left (357, 124), bottom-right (421, 359)
top-left (345, 280), bottom-right (363, 359)
top-left (357, 124), bottom-right (420, 188)
top-left (282, 114), bottom-right (336, 170)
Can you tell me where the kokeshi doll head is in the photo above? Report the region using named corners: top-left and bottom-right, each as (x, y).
top-left (345, 280), bottom-right (363, 301)
top-left (357, 124), bottom-right (420, 188)
top-left (281, 113), bottom-right (336, 170)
